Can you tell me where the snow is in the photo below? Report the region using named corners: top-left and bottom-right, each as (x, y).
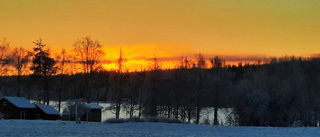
top-left (85, 104), bottom-right (103, 110)
top-left (4, 97), bottom-right (36, 109)
top-left (0, 120), bottom-right (320, 137)
top-left (36, 104), bottom-right (61, 115)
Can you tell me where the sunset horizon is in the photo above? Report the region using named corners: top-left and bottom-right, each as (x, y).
top-left (1, 0), bottom-right (320, 71)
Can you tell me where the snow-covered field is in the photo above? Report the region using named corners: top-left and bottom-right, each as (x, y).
top-left (1, 119), bottom-right (320, 137)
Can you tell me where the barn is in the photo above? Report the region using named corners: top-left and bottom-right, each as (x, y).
top-left (34, 104), bottom-right (61, 120)
top-left (81, 104), bottom-right (103, 122)
top-left (0, 96), bottom-right (36, 119)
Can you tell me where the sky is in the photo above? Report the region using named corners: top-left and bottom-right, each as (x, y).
top-left (1, 0), bottom-right (320, 70)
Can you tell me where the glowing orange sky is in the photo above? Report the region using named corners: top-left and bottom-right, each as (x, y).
top-left (1, 0), bottom-right (320, 70)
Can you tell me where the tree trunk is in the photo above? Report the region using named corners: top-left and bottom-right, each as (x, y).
top-left (196, 106), bottom-right (200, 124)
top-left (180, 107), bottom-right (185, 122)
top-left (96, 89), bottom-right (100, 105)
top-left (129, 99), bottom-right (134, 118)
top-left (187, 108), bottom-right (191, 123)
top-left (44, 75), bottom-right (49, 105)
top-left (58, 96), bottom-right (61, 112)
top-left (17, 71), bottom-right (21, 97)
top-left (196, 71), bottom-right (203, 124)
top-left (116, 101), bottom-right (121, 119)
top-left (213, 86), bottom-right (219, 125)
top-left (175, 105), bottom-right (179, 119)
top-left (167, 105), bottom-right (171, 118)
top-left (214, 106), bottom-right (219, 125)
top-left (196, 90), bottom-right (201, 124)
top-left (138, 91), bottom-right (142, 118)
top-left (58, 74), bottom-right (63, 112)
top-left (153, 97), bottom-right (157, 117)
top-left (86, 74), bottom-right (90, 103)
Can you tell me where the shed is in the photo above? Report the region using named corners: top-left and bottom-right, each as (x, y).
top-left (81, 104), bottom-right (103, 122)
top-left (0, 96), bottom-right (36, 119)
top-left (34, 104), bottom-right (61, 120)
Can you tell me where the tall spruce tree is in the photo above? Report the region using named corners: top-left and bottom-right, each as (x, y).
top-left (30, 39), bottom-right (57, 105)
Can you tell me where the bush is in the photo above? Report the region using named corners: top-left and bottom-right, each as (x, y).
top-left (104, 117), bottom-right (182, 124)
top-left (104, 118), bottom-right (128, 123)
top-left (128, 117), bottom-right (146, 122)
top-left (143, 117), bottom-right (182, 123)
top-left (203, 119), bottom-right (210, 125)
top-left (161, 118), bottom-right (182, 124)
top-left (63, 99), bottom-right (89, 120)
top-left (144, 117), bottom-right (160, 122)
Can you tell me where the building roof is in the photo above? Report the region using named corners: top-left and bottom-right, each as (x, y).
top-left (3, 96), bottom-right (36, 109)
top-left (35, 104), bottom-right (61, 115)
top-left (85, 104), bottom-right (103, 110)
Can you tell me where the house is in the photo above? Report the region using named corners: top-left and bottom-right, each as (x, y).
top-left (34, 104), bottom-right (61, 120)
top-left (0, 96), bottom-right (36, 119)
top-left (81, 104), bottom-right (103, 122)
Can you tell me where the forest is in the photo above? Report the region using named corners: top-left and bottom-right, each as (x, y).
top-left (1, 37), bottom-right (320, 127)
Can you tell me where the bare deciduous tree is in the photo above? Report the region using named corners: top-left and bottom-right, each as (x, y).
top-left (117, 48), bottom-right (127, 73)
top-left (0, 38), bottom-right (11, 76)
top-left (10, 47), bottom-right (31, 96)
top-left (73, 36), bottom-right (105, 74)
top-left (55, 49), bottom-right (69, 112)
top-left (73, 36), bottom-right (105, 102)
top-left (197, 53), bottom-right (206, 69)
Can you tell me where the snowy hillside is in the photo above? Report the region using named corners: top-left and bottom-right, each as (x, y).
top-left (0, 119), bottom-right (319, 137)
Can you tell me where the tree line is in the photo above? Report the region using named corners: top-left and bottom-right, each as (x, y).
top-left (1, 38), bottom-right (320, 127)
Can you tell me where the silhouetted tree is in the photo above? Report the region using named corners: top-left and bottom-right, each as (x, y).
top-left (122, 72), bottom-right (142, 118)
top-left (197, 53), bottom-right (206, 69)
top-left (150, 56), bottom-right (161, 71)
top-left (117, 48), bottom-right (127, 73)
top-left (108, 48), bottom-right (128, 118)
top-left (108, 72), bottom-right (128, 118)
top-left (73, 36), bottom-right (105, 102)
top-left (143, 57), bottom-right (163, 117)
top-left (210, 56), bottom-right (226, 125)
top-left (195, 53), bottom-right (206, 124)
top-left (73, 36), bottom-right (105, 74)
top-left (55, 49), bottom-right (69, 112)
top-left (30, 39), bottom-right (57, 105)
top-left (10, 47), bottom-right (31, 97)
top-left (0, 38), bottom-right (11, 76)
top-left (143, 70), bottom-right (163, 117)
top-left (179, 56), bottom-right (191, 69)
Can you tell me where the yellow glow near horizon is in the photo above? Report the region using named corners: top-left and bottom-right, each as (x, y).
top-left (1, 0), bottom-right (320, 71)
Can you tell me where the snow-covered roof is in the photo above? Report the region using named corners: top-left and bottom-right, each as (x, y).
top-left (36, 104), bottom-right (61, 115)
top-left (3, 96), bottom-right (36, 109)
top-left (85, 104), bottom-right (103, 110)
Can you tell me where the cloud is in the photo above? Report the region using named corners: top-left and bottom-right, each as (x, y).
top-left (219, 55), bottom-right (268, 62)
top-left (307, 53), bottom-right (320, 58)
top-left (131, 54), bottom-right (267, 62)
